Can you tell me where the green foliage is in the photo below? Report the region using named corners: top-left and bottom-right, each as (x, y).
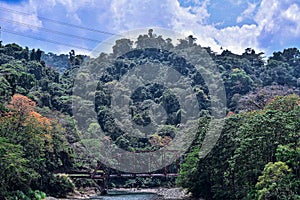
top-left (0, 76), bottom-right (12, 101)
top-left (0, 95), bottom-right (75, 198)
top-left (276, 142), bottom-right (300, 173)
top-left (113, 38), bottom-right (133, 56)
top-left (178, 95), bottom-right (300, 199)
top-left (176, 147), bottom-right (200, 194)
top-left (5, 190), bottom-right (46, 200)
top-left (1, 34), bottom-right (300, 199)
top-left (0, 137), bottom-right (37, 193)
top-left (0, 61), bottom-right (35, 95)
top-left (48, 174), bottom-right (75, 197)
top-left (254, 162), bottom-right (300, 200)
top-left (265, 94), bottom-right (300, 112)
top-left (225, 68), bottom-right (254, 97)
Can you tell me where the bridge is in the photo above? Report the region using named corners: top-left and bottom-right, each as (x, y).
top-left (63, 150), bottom-right (183, 194)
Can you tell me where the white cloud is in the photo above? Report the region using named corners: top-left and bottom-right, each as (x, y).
top-left (254, 0), bottom-right (280, 33)
top-left (32, 0), bottom-right (98, 23)
top-left (0, 0), bottom-right (97, 32)
top-left (254, 0), bottom-right (300, 35)
top-left (108, 0), bottom-right (181, 31)
top-left (100, 0), bottom-right (263, 54)
top-left (160, 0), bottom-right (262, 54)
top-left (236, 2), bottom-right (257, 23)
top-left (2, 0), bottom-right (300, 55)
top-left (215, 24), bottom-right (260, 52)
top-left (169, 0), bottom-right (210, 27)
top-left (281, 3), bottom-right (300, 36)
top-left (0, 1), bottom-right (42, 32)
top-left (45, 0), bottom-right (96, 23)
top-left (48, 0), bottom-right (96, 12)
top-left (250, 0), bottom-right (300, 50)
top-left (104, 0), bottom-right (300, 54)
top-left (228, 0), bottom-right (243, 6)
top-left (104, 0), bottom-right (215, 45)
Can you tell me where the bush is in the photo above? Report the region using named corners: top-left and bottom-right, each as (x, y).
top-left (73, 178), bottom-right (95, 188)
top-left (6, 190), bottom-right (46, 200)
top-left (28, 190), bottom-right (47, 200)
top-left (48, 174), bottom-right (75, 197)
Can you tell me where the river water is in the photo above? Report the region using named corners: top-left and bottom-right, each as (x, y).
top-left (90, 191), bottom-right (159, 200)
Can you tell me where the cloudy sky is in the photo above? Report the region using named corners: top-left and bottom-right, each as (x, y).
top-left (0, 0), bottom-right (299, 56)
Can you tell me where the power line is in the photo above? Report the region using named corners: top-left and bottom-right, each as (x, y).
top-left (0, 6), bottom-right (123, 37)
top-left (0, 18), bottom-right (105, 43)
top-left (1, 28), bottom-right (94, 51)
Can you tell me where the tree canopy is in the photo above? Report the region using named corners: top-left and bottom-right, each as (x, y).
top-left (0, 30), bottom-right (300, 199)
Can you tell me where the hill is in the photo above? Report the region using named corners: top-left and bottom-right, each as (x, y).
top-left (0, 30), bottom-right (299, 199)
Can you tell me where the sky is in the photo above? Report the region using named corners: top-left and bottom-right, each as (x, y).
top-left (0, 0), bottom-right (300, 56)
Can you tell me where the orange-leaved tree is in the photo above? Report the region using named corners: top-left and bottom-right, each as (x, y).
top-left (7, 94), bottom-right (52, 130)
top-left (7, 93), bottom-right (36, 114)
top-left (0, 94), bottom-right (75, 196)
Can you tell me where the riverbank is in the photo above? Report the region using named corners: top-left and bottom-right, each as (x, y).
top-left (46, 187), bottom-right (197, 200)
top-left (113, 187), bottom-right (193, 199)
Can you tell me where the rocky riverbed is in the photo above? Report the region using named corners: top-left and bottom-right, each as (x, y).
top-left (113, 187), bottom-right (193, 199)
top-left (45, 187), bottom-right (198, 200)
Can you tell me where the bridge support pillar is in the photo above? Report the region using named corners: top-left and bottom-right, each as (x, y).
top-left (92, 179), bottom-right (107, 195)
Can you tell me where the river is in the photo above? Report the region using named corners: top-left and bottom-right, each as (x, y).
top-left (56, 188), bottom-right (190, 200)
top-left (92, 193), bottom-right (158, 200)
top-left (87, 188), bottom-right (193, 200)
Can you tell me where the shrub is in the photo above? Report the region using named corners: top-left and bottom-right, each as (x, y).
top-left (48, 174), bottom-right (75, 197)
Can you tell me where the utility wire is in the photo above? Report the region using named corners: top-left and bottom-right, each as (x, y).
top-left (0, 6), bottom-right (123, 37)
top-left (2, 28), bottom-right (94, 51)
top-left (0, 18), bottom-right (105, 43)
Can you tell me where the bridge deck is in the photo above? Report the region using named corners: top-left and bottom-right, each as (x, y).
top-left (65, 150), bottom-right (181, 180)
top-left (66, 173), bottom-right (178, 179)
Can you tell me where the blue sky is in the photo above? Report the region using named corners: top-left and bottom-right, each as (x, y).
top-left (0, 0), bottom-right (25, 4)
top-left (0, 0), bottom-right (299, 56)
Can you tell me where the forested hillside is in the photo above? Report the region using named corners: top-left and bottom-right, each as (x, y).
top-left (0, 30), bottom-right (299, 199)
top-left (177, 95), bottom-right (300, 199)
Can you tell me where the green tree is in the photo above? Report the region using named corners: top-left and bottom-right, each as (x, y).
top-left (113, 38), bottom-right (133, 56)
top-left (0, 137), bottom-right (37, 196)
top-left (0, 94), bottom-right (75, 197)
top-left (178, 95), bottom-right (300, 199)
top-left (254, 162), bottom-right (300, 200)
top-left (225, 68), bottom-right (253, 98)
top-left (276, 141), bottom-right (300, 179)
